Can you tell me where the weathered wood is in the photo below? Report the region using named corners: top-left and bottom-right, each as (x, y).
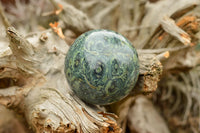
top-left (127, 96), bottom-right (170, 133)
top-left (50, 0), bottom-right (96, 35)
top-left (0, 0), bottom-right (199, 132)
top-left (0, 26), bottom-right (162, 132)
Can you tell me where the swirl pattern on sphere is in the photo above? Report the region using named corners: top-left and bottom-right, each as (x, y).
top-left (65, 30), bottom-right (139, 105)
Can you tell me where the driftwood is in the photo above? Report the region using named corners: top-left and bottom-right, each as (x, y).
top-left (0, 26), bottom-right (162, 132)
top-left (0, 0), bottom-right (199, 132)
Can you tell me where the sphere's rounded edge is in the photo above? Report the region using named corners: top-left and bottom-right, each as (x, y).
top-left (64, 29), bottom-right (140, 105)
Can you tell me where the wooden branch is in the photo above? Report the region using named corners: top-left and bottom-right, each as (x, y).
top-left (50, 0), bottom-right (96, 35)
top-left (161, 16), bottom-right (191, 45)
top-left (133, 51), bottom-right (163, 94)
top-left (7, 27), bottom-right (38, 75)
top-left (92, 0), bottom-right (120, 28)
top-left (0, 3), bottom-right (11, 28)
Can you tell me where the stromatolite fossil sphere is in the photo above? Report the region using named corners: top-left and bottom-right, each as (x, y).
top-left (64, 30), bottom-right (139, 105)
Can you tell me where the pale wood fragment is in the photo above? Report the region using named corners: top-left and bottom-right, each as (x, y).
top-left (127, 96), bottom-right (170, 133)
top-left (161, 16), bottom-right (191, 45)
top-left (50, 0), bottom-right (96, 35)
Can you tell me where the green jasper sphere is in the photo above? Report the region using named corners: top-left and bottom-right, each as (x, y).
top-left (64, 29), bottom-right (139, 105)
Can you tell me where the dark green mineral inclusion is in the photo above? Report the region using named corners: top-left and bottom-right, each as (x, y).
top-left (64, 29), bottom-right (139, 105)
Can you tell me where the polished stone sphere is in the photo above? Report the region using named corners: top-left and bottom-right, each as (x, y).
top-left (64, 30), bottom-right (139, 105)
